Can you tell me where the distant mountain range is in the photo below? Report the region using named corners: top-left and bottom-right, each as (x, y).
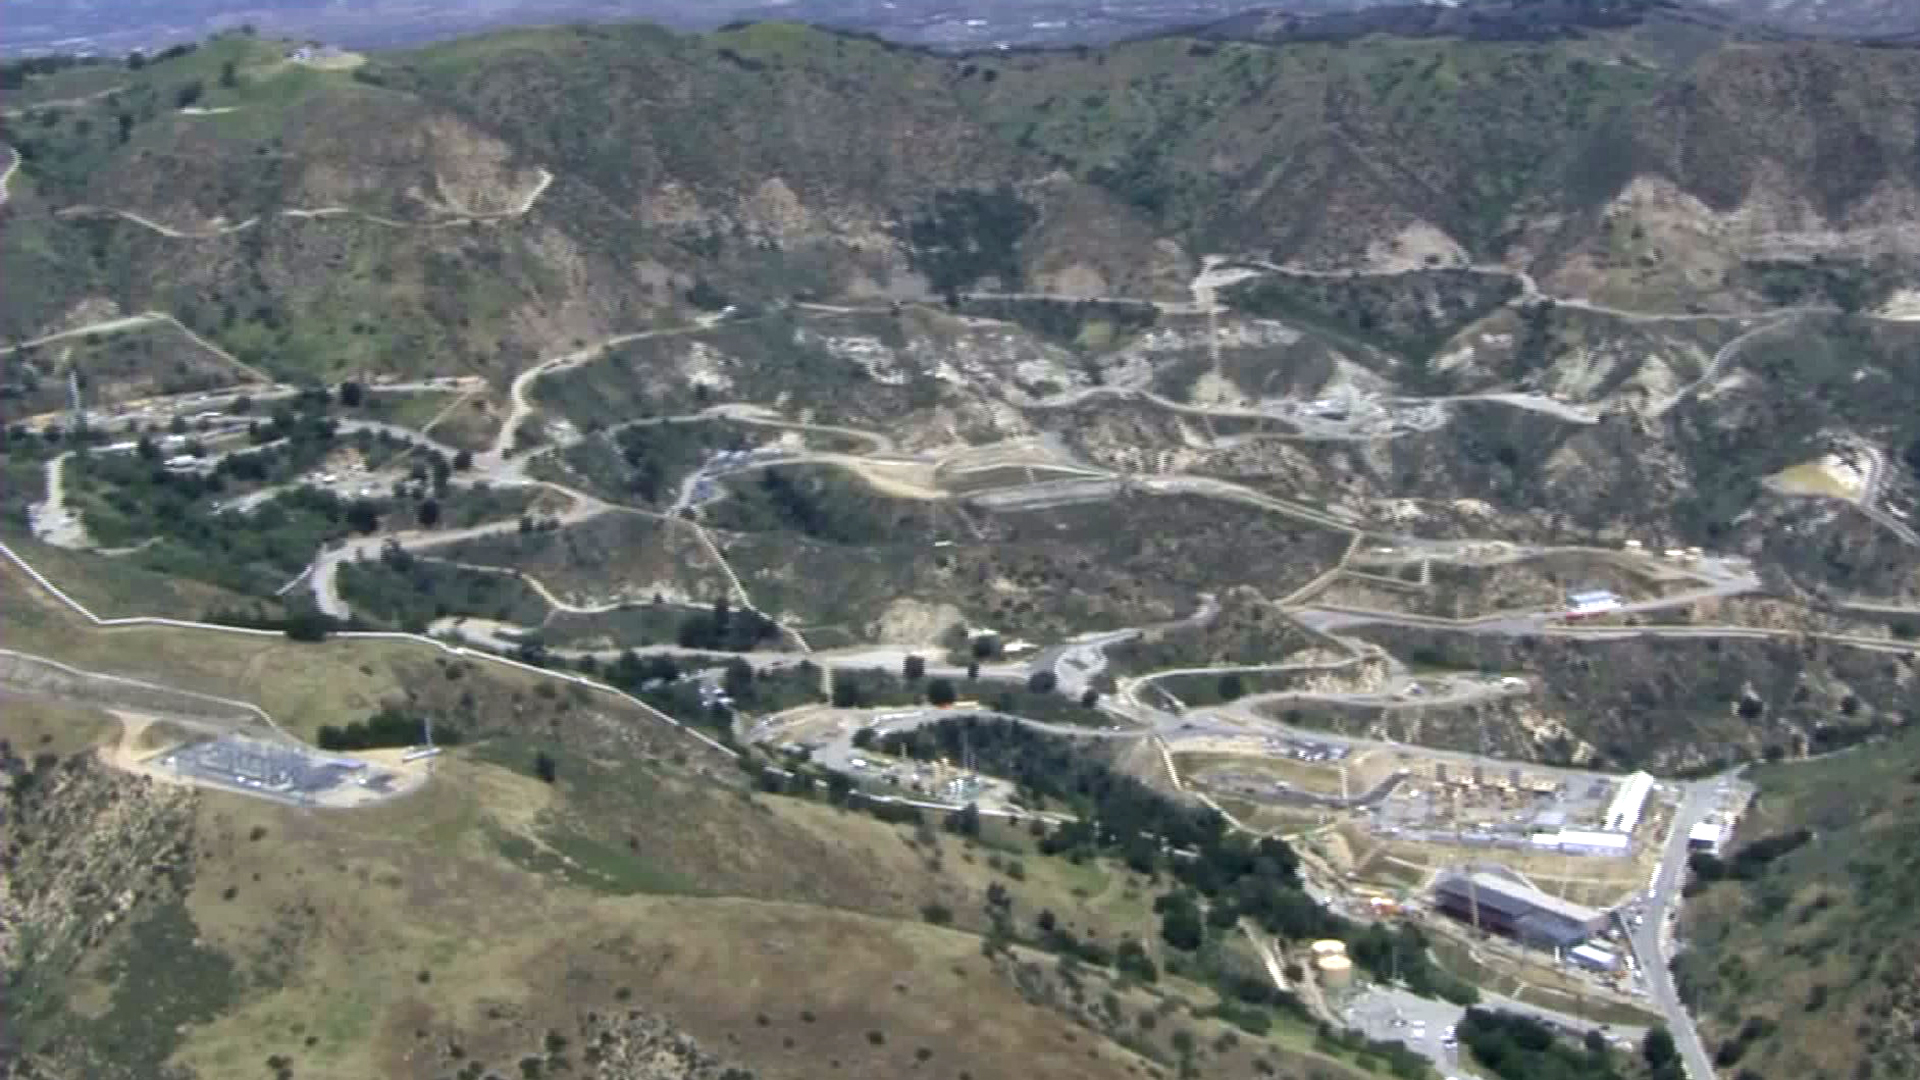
top-left (5, 0), bottom-right (1918, 58)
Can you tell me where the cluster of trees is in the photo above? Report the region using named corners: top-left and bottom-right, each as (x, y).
top-left (602, 649), bottom-right (686, 689)
top-left (336, 546), bottom-right (546, 632)
top-left (873, 717), bottom-right (1464, 994)
top-left (903, 185), bottom-right (1037, 296)
top-left (1688, 828), bottom-right (1810, 887)
top-left (609, 422), bottom-right (742, 504)
top-left (674, 597), bottom-right (779, 652)
top-left (1744, 258), bottom-right (1878, 314)
top-left (65, 386), bottom-right (470, 597)
top-left (835, 667), bottom-right (948, 710)
top-left (1346, 922), bottom-right (1477, 1004)
top-left (592, 649), bottom-right (821, 735)
top-left (0, 54), bottom-right (110, 90)
top-left (1455, 1009), bottom-right (1629, 1080)
top-left (316, 706), bottom-right (459, 751)
top-left (719, 467), bottom-right (891, 545)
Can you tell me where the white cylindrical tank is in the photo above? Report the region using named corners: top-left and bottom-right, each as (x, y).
top-left (1316, 954), bottom-right (1353, 988)
top-left (1310, 939), bottom-right (1348, 959)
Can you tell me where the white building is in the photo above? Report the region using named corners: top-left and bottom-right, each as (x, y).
top-left (1604, 771), bottom-right (1654, 834)
top-left (1688, 821), bottom-right (1726, 854)
top-left (1569, 943), bottom-right (1619, 972)
top-left (1566, 589), bottom-right (1622, 617)
top-left (1530, 828), bottom-right (1632, 856)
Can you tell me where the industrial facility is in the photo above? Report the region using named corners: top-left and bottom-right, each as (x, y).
top-left (1310, 940), bottom-right (1353, 989)
top-left (1431, 870), bottom-right (1607, 949)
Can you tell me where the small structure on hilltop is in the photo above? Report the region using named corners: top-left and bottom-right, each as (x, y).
top-left (1565, 588), bottom-right (1621, 618)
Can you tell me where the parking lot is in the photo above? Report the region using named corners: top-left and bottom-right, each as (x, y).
top-left (1345, 983), bottom-right (1643, 1080)
top-left (1345, 986), bottom-right (1476, 1079)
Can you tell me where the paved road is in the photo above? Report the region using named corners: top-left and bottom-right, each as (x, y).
top-left (49, 168), bottom-right (553, 240)
top-left (0, 312), bottom-right (169, 356)
top-left (28, 451), bottom-right (91, 549)
top-left (756, 703), bottom-right (1144, 782)
top-left (1649, 315), bottom-right (1806, 418)
top-left (1624, 778), bottom-right (1731, 1080)
top-left (1347, 983), bottom-right (1648, 1080)
top-left (310, 481), bottom-right (615, 620)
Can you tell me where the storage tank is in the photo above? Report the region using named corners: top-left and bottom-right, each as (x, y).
top-left (1316, 954), bottom-right (1353, 988)
top-left (1309, 939), bottom-right (1348, 959)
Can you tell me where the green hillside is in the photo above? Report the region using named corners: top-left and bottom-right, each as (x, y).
top-left (5, 21), bottom-right (1919, 385)
top-left (1674, 730), bottom-right (1920, 1080)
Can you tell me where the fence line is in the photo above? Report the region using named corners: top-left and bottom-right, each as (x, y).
top-left (0, 540), bottom-right (1044, 818)
top-left (0, 540), bottom-right (735, 758)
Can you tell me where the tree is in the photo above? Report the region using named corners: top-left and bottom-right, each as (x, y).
top-left (116, 112), bottom-right (133, 143)
top-left (927, 678), bottom-right (958, 707)
top-left (136, 435), bottom-right (159, 461)
top-left (1080, 688), bottom-right (1100, 708)
top-left (533, 750), bottom-right (558, 784)
top-left (1115, 940), bottom-right (1158, 983)
top-left (945, 802), bottom-right (981, 838)
top-left (966, 661), bottom-right (980, 681)
top-left (723, 657), bottom-right (754, 701)
top-left (283, 607), bottom-right (333, 642)
top-left (903, 654), bottom-right (926, 681)
top-left (453, 448), bottom-right (473, 470)
top-left (175, 80), bottom-right (204, 109)
top-left (1027, 669), bottom-right (1058, 694)
top-left (1218, 673), bottom-right (1246, 701)
top-left (337, 380), bottom-right (364, 408)
top-left (127, 51), bottom-right (146, 70)
top-left (1643, 1028), bottom-right (1678, 1071)
top-left (345, 500), bottom-right (380, 534)
top-left (219, 59), bottom-right (238, 88)
top-left (1159, 896), bottom-right (1204, 951)
top-left (417, 498), bottom-right (441, 528)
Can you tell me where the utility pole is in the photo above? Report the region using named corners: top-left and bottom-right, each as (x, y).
top-left (1469, 873), bottom-right (1481, 936)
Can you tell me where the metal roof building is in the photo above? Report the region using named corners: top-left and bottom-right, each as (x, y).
top-left (1570, 943), bottom-right (1619, 972)
top-left (1688, 821), bottom-right (1726, 852)
top-left (1530, 828), bottom-right (1631, 856)
top-left (1432, 871), bottom-right (1607, 949)
top-left (1604, 771), bottom-right (1655, 834)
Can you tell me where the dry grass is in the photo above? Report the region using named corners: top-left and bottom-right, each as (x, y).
top-left (1176, 747), bottom-right (1406, 798)
top-left (0, 694), bottom-right (117, 757)
top-left (1765, 457), bottom-right (1863, 501)
top-left (127, 753), bottom-right (1368, 1080)
top-left (5, 532), bottom-right (1387, 1080)
top-left (0, 540), bottom-right (721, 770)
top-left (420, 389), bottom-right (506, 452)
